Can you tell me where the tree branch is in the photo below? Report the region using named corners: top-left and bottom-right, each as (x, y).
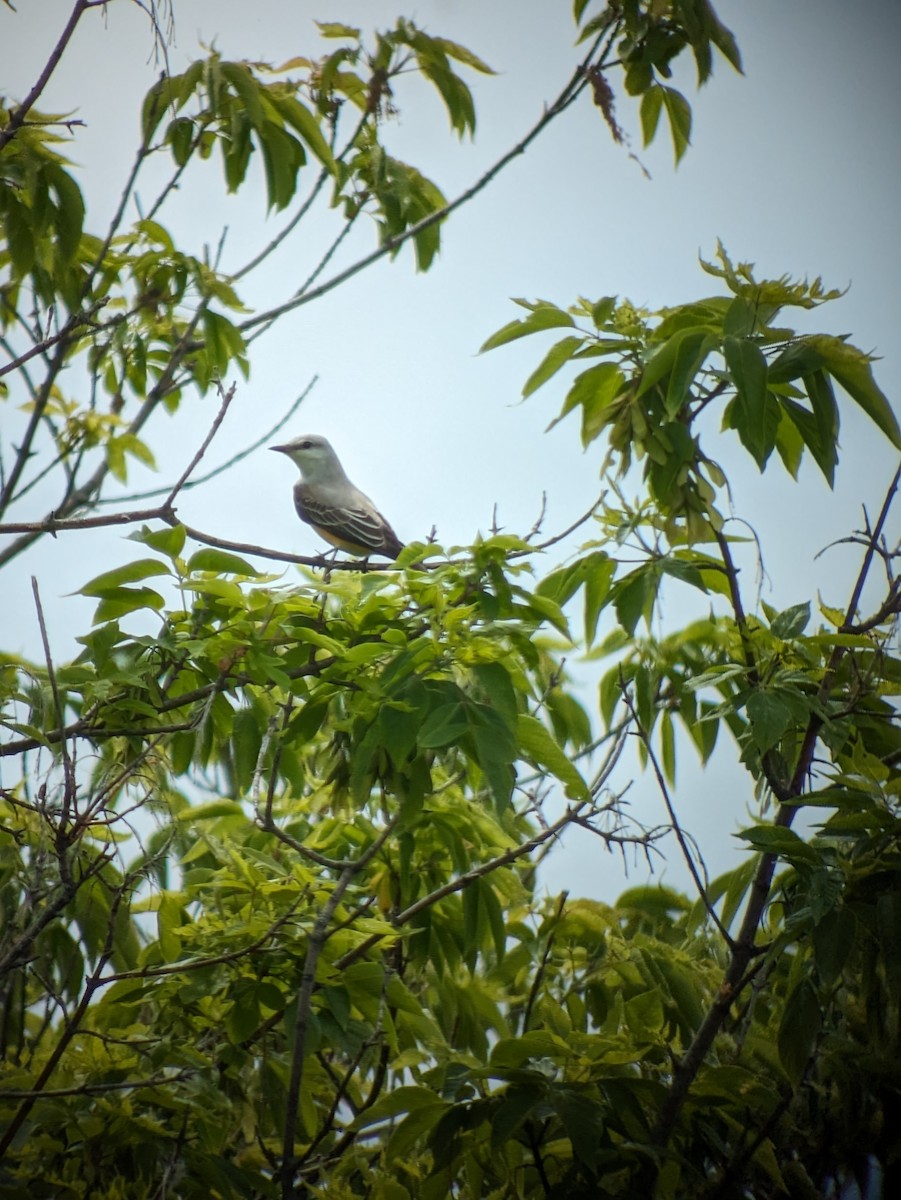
top-left (620, 680), bottom-right (735, 947)
top-left (648, 464), bottom-right (901, 1156)
top-left (0, 0), bottom-right (92, 154)
top-left (164, 380), bottom-right (236, 507)
top-left (240, 31), bottom-right (607, 336)
top-left (93, 377), bottom-right (319, 505)
top-left (280, 820), bottom-right (396, 1199)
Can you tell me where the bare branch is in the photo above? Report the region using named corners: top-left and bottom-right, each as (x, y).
top-left (0, 0), bottom-right (93, 154)
top-left (0, 1070), bottom-right (192, 1100)
top-left (240, 32), bottom-right (607, 337)
top-left (619, 680), bottom-right (735, 947)
top-left (1, 657), bottom-right (335, 758)
top-left (533, 493), bottom-right (604, 552)
top-left (0, 299), bottom-right (111, 380)
top-left (94, 377), bottom-right (319, 505)
top-left (164, 380), bottom-right (237, 507)
top-left (521, 890), bottom-right (568, 1033)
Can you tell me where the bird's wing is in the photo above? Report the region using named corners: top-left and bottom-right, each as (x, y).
top-left (295, 484), bottom-right (403, 555)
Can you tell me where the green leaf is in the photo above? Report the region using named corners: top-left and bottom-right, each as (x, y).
top-left (80, 559), bottom-right (171, 596)
top-left (809, 334), bottom-right (901, 448)
top-left (490, 1083), bottom-right (544, 1152)
top-left (385, 1102), bottom-right (451, 1162)
top-left (536, 551), bottom-right (614, 647)
top-left (777, 979), bottom-right (821, 1082)
top-left (640, 86), bottom-right (664, 147)
top-left (141, 75), bottom-right (178, 141)
top-left (219, 62), bottom-right (266, 130)
top-left (802, 369), bottom-right (840, 482)
top-left (225, 983), bottom-right (261, 1044)
top-left (174, 800), bottom-right (244, 821)
top-left (611, 566), bottom-right (658, 636)
top-left (433, 37), bottom-right (496, 75)
top-left (736, 824), bottom-right (820, 867)
top-left (554, 1088), bottom-right (605, 1171)
top-left (583, 553), bottom-right (617, 646)
top-left (187, 549), bottom-right (260, 576)
top-left (661, 87), bottom-right (692, 164)
top-left (167, 116), bottom-right (195, 166)
top-left (517, 714), bottom-right (589, 800)
top-left (315, 21), bottom-right (361, 39)
top-left (269, 93), bottom-right (337, 174)
top-left (724, 335), bottom-right (774, 468)
top-left (745, 690), bottom-right (792, 752)
top-left (479, 305), bottom-right (574, 352)
top-left (552, 362), bottom-right (625, 445)
top-left (770, 601), bottom-right (810, 640)
top-left (709, 11), bottom-right (743, 73)
top-left (638, 326), bottom-right (716, 402)
top-left (4, 198), bottom-right (36, 275)
top-left (470, 662), bottom-right (518, 726)
top-left (812, 907), bottom-right (856, 986)
top-left (468, 705), bottom-right (517, 810)
top-left (258, 122), bottom-right (305, 210)
top-left (660, 709), bottom-right (676, 785)
top-left (522, 335), bottom-right (583, 398)
top-left (624, 988), bottom-right (665, 1039)
top-left (232, 707), bottom-right (262, 793)
top-left (418, 703), bottom-right (468, 748)
top-left (779, 396), bottom-right (837, 486)
top-left (94, 586), bottom-right (166, 622)
top-left (768, 340), bottom-right (826, 383)
top-left (45, 161), bottom-right (85, 264)
top-left (665, 331), bottom-right (716, 416)
top-left (128, 524), bottom-right (187, 558)
top-left (774, 409), bottom-right (804, 479)
top-left (380, 704), bottom-right (420, 766)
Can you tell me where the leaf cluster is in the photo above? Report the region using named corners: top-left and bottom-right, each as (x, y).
top-left (483, 243), bottom-right (899, 543)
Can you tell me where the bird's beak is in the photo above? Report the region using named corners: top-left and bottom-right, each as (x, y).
top-left (270, 444), bottom-right (289, 455)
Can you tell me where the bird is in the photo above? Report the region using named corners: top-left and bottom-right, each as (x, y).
top-left (270, 434), bottom-right (405, 560)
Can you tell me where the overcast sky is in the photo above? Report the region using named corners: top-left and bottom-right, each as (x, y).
top-left (3, 0), bottom-right (900, 902)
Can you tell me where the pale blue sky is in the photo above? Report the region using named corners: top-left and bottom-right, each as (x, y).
top-left (3, 0), bottom-right (900, 901)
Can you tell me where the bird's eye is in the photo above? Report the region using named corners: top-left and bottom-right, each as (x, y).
top-left (300, 440), bottom-right (312, 449)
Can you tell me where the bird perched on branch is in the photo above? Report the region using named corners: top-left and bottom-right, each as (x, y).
top-left (271, 434), bottom-right (405, 560)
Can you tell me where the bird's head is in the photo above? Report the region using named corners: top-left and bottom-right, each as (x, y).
top-left (270, 434), bottom-right (344, 482)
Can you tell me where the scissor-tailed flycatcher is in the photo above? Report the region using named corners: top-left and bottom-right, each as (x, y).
top-left (271, 434), bottom-right (405, 559)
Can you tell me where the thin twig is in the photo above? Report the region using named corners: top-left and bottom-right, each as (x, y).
top-left (94, 377), bottom-right (319, 505)
top-left (1, 658), bottom-right (334, 759)
top-left (0, 0), bottom-right (92, 154)
top-left (521, 891), bottom-right (568, 1033)
top-left (533, 494), bottom-right (604, 552)
top-left (331, 803), bottom-right (603, 975)
top-left (620, 681), bottom-right (734, 946)
top-left (0, 1070), bottom-right (192, 1100)
top-left (98, 895), bottom-right (307, 986)
top-left (0, 300), bottom-right (111, 380)
top-left (240, 31), bottom-right (607, 337)
top-left (164, 380), bottom-right (237, 506)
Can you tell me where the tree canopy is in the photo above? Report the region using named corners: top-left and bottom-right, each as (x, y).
top-left (1, 2), bottom-right (899, 1198)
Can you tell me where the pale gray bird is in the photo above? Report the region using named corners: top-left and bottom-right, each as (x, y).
top-left (271, 434), bottom-right (405, 559)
